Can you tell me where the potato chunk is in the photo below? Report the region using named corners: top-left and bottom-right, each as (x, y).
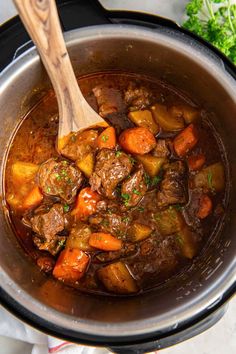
top-left (194, 162), bottom-right (225, 192)
top-left (129, 222), bottom-right (152, 242)
top-left (176, 226), bottom-right (199, 259)
top-left (154, 207), bottom-right (184, 235)
top-left (12, 161), bottom-right (38, 185)
top-left (97, 261), bottom-right (138, 294)
top-left (136, 154), bottom-right (165, 177)
top-left (151, 104), bottom-right (184, 131)
top-left (169, 104), bottom-right (200, 124)
top-left (66, 223), bottom-right (93, 251)
top-left (76, 153), bottom-right (94, 178)
top-left (128, 110), bottom-right (159, 135)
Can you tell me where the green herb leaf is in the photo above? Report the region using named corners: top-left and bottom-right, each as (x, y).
top-left (122, 216), bottom-right (130, 223)
top-left (207, 171), bottom-right (213, 189)
top-left (137, 206), bottom-right (145, 212)
top-left (101, 134), bottom-right (109, 142)
top-left (46, 186), bottom-right (51, 193)
top-left (133, 188), bottom-right (141, 195)
top-left (121, 193), bottom-right (131, 206)
top-left (183, 0), bottom-right (236, 64)
top-left (173, 204), bottom-right (183, 211)
top-left (115, 151), bottom-right (122, 157)
top-left (151, 175), bottom-right (162, 186)
top-left (63, 204), bottom-right (70, 213)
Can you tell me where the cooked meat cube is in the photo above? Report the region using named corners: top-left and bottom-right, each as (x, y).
top-left (31, 204), bottom-right (66, 255)
top-left (61, 130), bottom-right (98, 161)
top-left (31, 203), bottom-right (64, 240)
top-left (157, 161), bottom-right (187, 207)
top-left (121, 167), bottom-right (147, 208)
top-left (33, 234), bottom-right (66, 256)
top-left (153, 139), bottom-right (171, 158)
top-left (37, 256), bottom-right (55, 273)
top-left (124, 82), bottom-right (153, 111)
top-left (89, 149), bottom-right (132, 199)
top-left (89, 211), bottom-right (130, 237)
top-left (93, 85), bottom-right (125, 118)
top-left (96, 242), bottom-right (137, 262)
top-left (37, 159), bottom-right (83, 203)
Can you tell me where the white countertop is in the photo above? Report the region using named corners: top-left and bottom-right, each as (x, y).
top-left (0, 1), bottom-right (235, 353)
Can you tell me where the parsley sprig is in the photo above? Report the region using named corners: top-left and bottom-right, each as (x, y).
top-left (183, 0), bottom-right (236, 64)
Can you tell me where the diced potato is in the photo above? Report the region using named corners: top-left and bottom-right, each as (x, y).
top-left (97, 261), bottom-right (138, 294)
top-left (6, 193), bottom-right (22, 209)
top-left (176, 226), bottom-right (199, 259)
top-left (66, 223), bottom-right (94, 251)
top-left (76, 153), bottom-right (94, 178)
top-left (151, 104), bottom-right (185, 131)
top-left (169, 104), bottom-right (200, 124)
top-left (129, 222), bottom-right (152, 242)
top-left (22, 186), bottom-right (43, 210)
top-left (194, 162), bottom-right (225, 192)
top-left (12, 161), bottom-right (38, 184)
top-left (154, 207), bottom-right (184, 235)
top-left (136, 154), bottom-right (165, 177)
top-left (128, 110), bottom-right (159, 135)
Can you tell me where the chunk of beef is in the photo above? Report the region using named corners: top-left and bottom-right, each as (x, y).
top-left (93, 85), bottom-right (125, 118)
top-left (124, 82), bottom-right (153, 111)
top-left (61, 130), bottom-right (98, 161)
top-left (153, 139), bottom-right (171, 158)
top-left (31, 204), bottom-right (66, 255)
top-left (37, 256), bottom-right (55, 273)
top-left (38, 159), bottom-right (83, 203)
top-left (89, 149), bottom-right (132, 199)
top-left (121, 166), bottom-right (147, 208)
top-left (89, 211), bottom-right (130, 237)
top-left (96, 243), bottom-right (137, 262)
top-left (157, 161), bottom-right (187, 207)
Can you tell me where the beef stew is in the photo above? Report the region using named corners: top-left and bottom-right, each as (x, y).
top-left (5, 72), bottom-right (227, 295)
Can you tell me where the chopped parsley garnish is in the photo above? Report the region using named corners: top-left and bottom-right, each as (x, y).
top-left (121, 193), bottom-right (131, 206)
top-left (137, 206), bottom-right (145, 212)
top-left (115, 151), bottom-right (122, 157)
top-left (173, 204), bottom-right (183, 211)
top-left (54, 173), bottom-right (61, 181)
top-left (129, 156), bottom-right (136, 165)
top-left (151, 175), bottom-right (162, 186)
top-left (62, 160), bottom-right (68, 165)
top-left (101, 134), bottom-right (109, 142)
top-left (122, 216), bottom-right (130, 223)
top-left (46, 186), bottom-right (51, 193)
top-left (133, 188), bottom-right (141, 195)
top-left (58, 239), bottom-right (65, 247)
top-left (101, 219), bottom-right (109, 227)
top-left (63, 204), bottom-right (70, 213)
top-left (144, 173), bottom-right (151, 187)
top-left (207, 171), bottom-right (213, 189)
top-left (61, 169), bottom-right (67, 177)
top-left (176, 234), bottom-right (184, 246)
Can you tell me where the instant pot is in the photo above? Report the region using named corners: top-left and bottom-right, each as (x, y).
top-left (0, 1), bottom-right (235, 353)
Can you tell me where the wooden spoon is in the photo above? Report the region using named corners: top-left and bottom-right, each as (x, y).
top-left (13, 0), bottom-right (108, 151)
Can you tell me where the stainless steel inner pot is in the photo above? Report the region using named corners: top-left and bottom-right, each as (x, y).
top-left (0, 25), bottom-right (235, 344)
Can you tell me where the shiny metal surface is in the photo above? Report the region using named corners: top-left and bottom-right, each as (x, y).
top-left (0, 25), bottom-right (235, 342)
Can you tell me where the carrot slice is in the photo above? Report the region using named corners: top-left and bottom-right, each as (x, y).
top-left (97, 127), bottom-right (116, 149)
top-left (119, 127), bottom-right (156, 155)
top-left (22, 186), bottom-right (43, 210)
top-left (173, 124), bottom-right (198, 157)
top-left (71, 187), bottom-right (100, 220)
top-left (188, 154), bottom-right (205, 171)
top-left (89, 232), bottom-right (122, 251)
top-left (53, 248), bottom-right (89, 282)
top-left (196, 194), bottom-right (212, 219)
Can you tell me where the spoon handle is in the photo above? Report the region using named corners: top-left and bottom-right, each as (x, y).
top-left (13, 0), bottom-right (91, 137)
